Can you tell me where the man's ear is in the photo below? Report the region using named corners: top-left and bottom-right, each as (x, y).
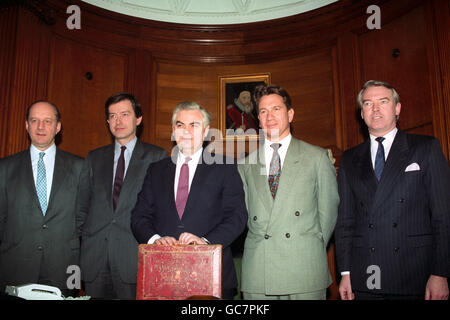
top-left (203, 125), bottom-right (210, 139)
top-left (395, 102), bottom-right (401, 118)
top-left (288, 108), bottom-right (295, 123)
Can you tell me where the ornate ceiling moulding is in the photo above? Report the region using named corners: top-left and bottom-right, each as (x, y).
top-left (80, 0), bottom-right (339, 26)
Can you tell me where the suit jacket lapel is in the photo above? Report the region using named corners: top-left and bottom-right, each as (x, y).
top-left (371, 130), bottom-right (409, 212)
top-left (46, 149), bottom-right (68, 218)
top-left (263, 139), bottom-right (302, 228)
top-left (117, 140), bottom-right (144, 209)
top-left (274, 138), bottom-right (303, 202)
top-left (182, 152), bottom-right (220, 220)
top-left (101, 145), bottom-right (115, 208)
top-left (354, 139), bottom-right (378, 197)
top-left (251, 148), bottom-right (273, 214)
top-left (183, 158), bottom-right (208, 219)
top-left (21, 150), bottom-right (42, 214)
top-left (165, 157), bottom-right (178, 219)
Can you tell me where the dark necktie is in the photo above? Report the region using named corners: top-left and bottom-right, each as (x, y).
top-left (268, 143), bottom-right (281, 198)
top-left (374, 137), bottom-right (385, 181)
top-left (176, 157), bottom-right (191, 219)
top-left (113, 146), bottom-right (126, 210)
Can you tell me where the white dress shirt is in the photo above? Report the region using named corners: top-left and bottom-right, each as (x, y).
top-left (148, 147), bottom-right (204, 244)
top-left (263, 134), bottom-right (292, 176)
top-left (30, 143), bottom-right (56, 204)
top-left (369, 127), bottom-right (398, 168)
top-left (173, 147), bottom-right (203, 200)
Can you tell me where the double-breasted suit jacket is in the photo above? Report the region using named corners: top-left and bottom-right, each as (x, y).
top-left (335, 130), bottom-right (450, 294)
top-left (238, 137), bottom-right (339, 295)
top-left (0, 148), bottom-right (89, 291)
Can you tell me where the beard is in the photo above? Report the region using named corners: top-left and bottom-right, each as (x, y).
top-left (235, 98), bottom-right (254, 114)
top-left (242, 103), bottom-right (253, 113)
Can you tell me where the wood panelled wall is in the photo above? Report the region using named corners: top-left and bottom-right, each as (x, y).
top-left (0, 0), bottom-right (448, 301)
top-left (1, 0), bottom-right (449, 160)
top-left (154, 51), bottom-right (337, 152)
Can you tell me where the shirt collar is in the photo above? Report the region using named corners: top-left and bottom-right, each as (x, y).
top-left (178, 147), bottom-right (203, 165)
top-left (369, 127), bottom-right (398, 145)
top-left (30, 143), bottom-right (56, 159)
top-left (115, 136), bottom-right (137, 154)
top-left (264, 133), bottom-right (292, 152)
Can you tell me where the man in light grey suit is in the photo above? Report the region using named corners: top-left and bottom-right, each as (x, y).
top-left (238, 84), bottom-right (339, 300)
top-left (80, 93), bottom-right (167, 299)
top-left (0, 100), bottom-right (89, 297)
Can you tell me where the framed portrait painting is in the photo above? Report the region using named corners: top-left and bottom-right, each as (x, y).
top-left (218, 73), bottom-right (271, 140)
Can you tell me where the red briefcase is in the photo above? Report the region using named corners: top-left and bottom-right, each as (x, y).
top-left (136, 244), bottom-right (222, 300)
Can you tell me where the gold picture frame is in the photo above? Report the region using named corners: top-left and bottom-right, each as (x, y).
top-left (218, 73), bottom-right (271, 140)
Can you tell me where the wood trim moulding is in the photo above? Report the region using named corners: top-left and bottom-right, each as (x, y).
top-left (0, 6), bottom-right (19, 158)
top-left (428, 0), bottom-right (450, 160)
top-left (336, 32), bottom-right (364, 150)
top-left (42, 0), bottom-right (418, 42)
top-left (5, 9), bottom-right (46, 156)
top-left (331, 45), bottom-right (344, 152)
top-left (38, 0), bottom-right (429, 66)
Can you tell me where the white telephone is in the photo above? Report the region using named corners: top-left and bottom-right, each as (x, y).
top-left (5, 284), bottom-right (64, 300)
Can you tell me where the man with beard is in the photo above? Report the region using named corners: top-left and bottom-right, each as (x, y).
top-left (226, 90), bottom-right (259, 132)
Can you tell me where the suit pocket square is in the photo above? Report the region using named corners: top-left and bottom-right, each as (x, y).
top-left (405, 163), bottom-right (420, 172)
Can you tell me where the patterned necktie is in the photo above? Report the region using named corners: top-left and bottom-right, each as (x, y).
top-left (113, 146), bottom-right (126, 210)
top-left (268, 143), bottom-right (281, 198)
top-left (175, 157), bottom-right (191, 219)
top-left (374, 137), bottom-right (385, 181)
top-left (36, 152), bottom-right (47, 215)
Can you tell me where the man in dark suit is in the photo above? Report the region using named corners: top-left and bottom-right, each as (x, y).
top-left (80, 93), bottom-right (167, 299)
top-left (131, 101), bottom-right (248, 299)
top-left (0, 100), bottom-right (89, 296)
top-left (335, 80), bottom-right (450, 300)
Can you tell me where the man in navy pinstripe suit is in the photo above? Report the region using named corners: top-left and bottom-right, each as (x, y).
top-left (335, 80), bottom-right (450, 300)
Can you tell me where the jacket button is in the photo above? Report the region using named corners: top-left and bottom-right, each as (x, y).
top-left (295, 211), bottom-right (300, 216)
top-left (394, 247), bottom-right (399, 252)
top-left (398, 198), bottom-right (405, 203)
top-left (253, 216), bottom-right (257, 221)
top-left (370, 247), bottom-right (375, 252)
top-left (285, 233), bottom-right (290, 238)
top-left (42, 224), bottom-right (48, 229)
top-left (368, 224), bottom-right (374, 229)
top-left (37, 246), bottom-right (43, 251)
top-left (392, 223), bottom-right (397, 228)
top-left (264, 234), bottom-right (270, 240)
